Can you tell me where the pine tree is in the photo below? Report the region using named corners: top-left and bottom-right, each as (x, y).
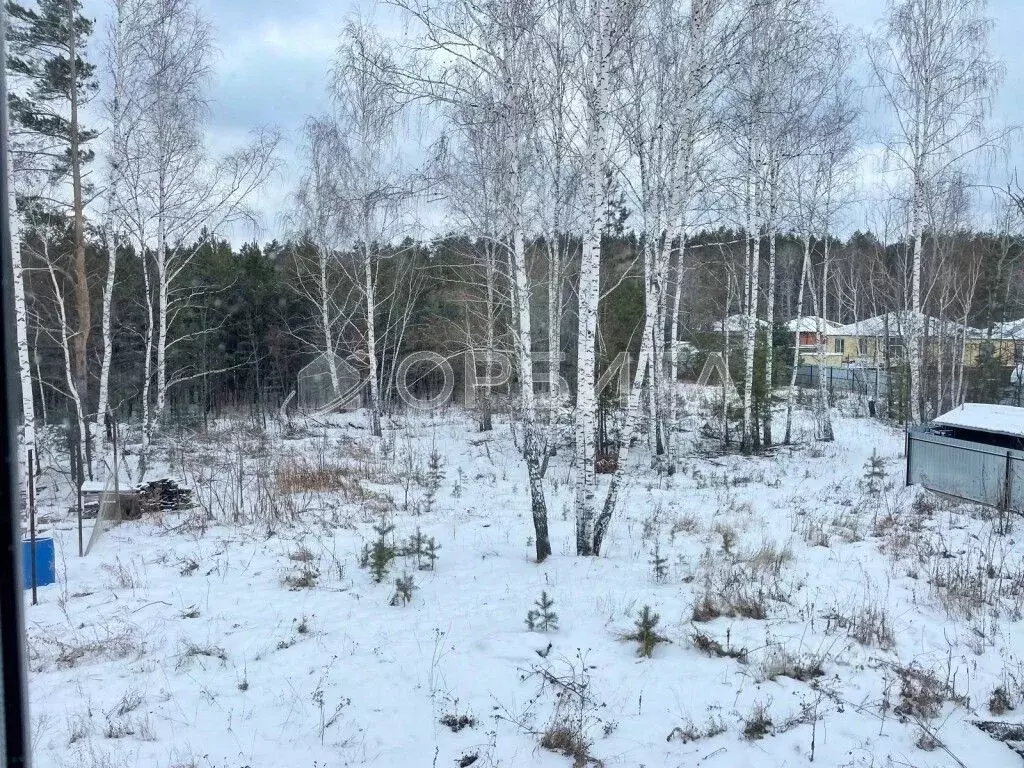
top-left (390, 572), bottom-right (416, 606)
top-left (525, 591), bottom-right (558, 632)
top-left (625, 605), bottom-right (669, 658)
top-left (862, 449), bottom-right (887, 496)
top-left (7, 0), bottom-right (97, 476)
top-left (421, 535), bottom-right (440, 571)
top-left (402, 527), bottom-right (441, 571)
top-left (423, 447), bottom-right (444, 514)
top-left (650, 541), bottom-right (669, 583)
top-left (360, 518), bottom-right (397, 583)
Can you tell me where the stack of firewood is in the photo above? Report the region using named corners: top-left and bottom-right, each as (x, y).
top-left (136, 478), bottom-right (193, 514)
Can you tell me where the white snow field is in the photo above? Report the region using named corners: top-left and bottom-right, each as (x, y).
top-left (23, 394), bottom-right (1024, 768)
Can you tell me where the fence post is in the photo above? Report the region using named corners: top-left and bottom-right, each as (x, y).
top-left (1005, 450), bottom-right (1014, 514)
top-left (905, 429), bottom-right (912, 487)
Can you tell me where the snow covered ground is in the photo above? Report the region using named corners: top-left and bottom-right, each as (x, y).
top-left (23, 391), bottom-right (1024, 768)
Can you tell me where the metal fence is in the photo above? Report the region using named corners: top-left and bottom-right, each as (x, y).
top-left (906, 427), bottom-right (1024, 513)
top-left (795, 365), bottom-right (890, 400)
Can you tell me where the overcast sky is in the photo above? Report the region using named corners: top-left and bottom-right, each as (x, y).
top-left (81, 0), bottom-right (1024, 242)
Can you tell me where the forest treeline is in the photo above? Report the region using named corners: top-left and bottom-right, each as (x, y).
top-left (20, 206), bottom-right (1024, 429)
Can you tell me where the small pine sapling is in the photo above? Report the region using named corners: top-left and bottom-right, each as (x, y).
top-left (403, 527), bottom-right (441, 570)
top-left (405, 527), bottom-right (426, 567)
top-left (360, 518), bottom-right (397, 583)
top-left (624, 605), bottom-right (669, 658)
top-left (423, 447), bottom-right (445, 514)
top-left (862, 449), bottom-right (887, 496)
top-left (452, 467), bottom-right (465, 498)
top-left (650, 541), bottom-right (669, 583)
top-left (390, 572), bottom-right (416, 606)
top-left (421, 536), bottom-right (440, 571)
top-left (525, 591), bottom-right (559, 632)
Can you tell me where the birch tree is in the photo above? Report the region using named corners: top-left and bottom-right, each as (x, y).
top-left (870, 0), bottom-right (1003, 423)
top-left (573, 0), bottom-right (639, 555)
top-left (332, 23), bottom-right (411, 439)
top-left (116, 0), bottom-right (278, 465)
top-left (291, 117), bottom-right (353, 397)
top-left (377, 0), bottom-right (555, 559)
top-left (782, 38), bottom-right (858, 442)
top-left (95, 0), bottom-right (152, 449)
top-left (725, 0), bottom-right (838, 450)
top-left (572, 0), bottom-right (614, 555)
top-left (535, 0), bottom-right (583, 414)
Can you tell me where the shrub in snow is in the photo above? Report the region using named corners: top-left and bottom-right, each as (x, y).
top-left (741, 701), bottom-right (772, 740)
top-left (691, 629), bottom-right (746, 662)
top-left (892, 663), bottom-right (967, 720)
top-left (283, 556), bottom-right (320, 590)
top-left (989, 685), bottom-right (1014, 715)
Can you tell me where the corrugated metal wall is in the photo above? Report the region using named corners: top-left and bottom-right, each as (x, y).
top-left (906, 428), bottom-right (1024, 513)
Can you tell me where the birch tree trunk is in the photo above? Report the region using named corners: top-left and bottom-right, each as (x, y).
top-left (8, 176), bottom-right (36, 479)
top-left (783, 235), bottom-right (811, 443)
top-left (44, 245), bottom-right (88, 484)
top-left (511, 227), bottom-right (552, 560)
top-left (592, 314), bottom-right (655, 554)
top-left (907, 180), bottom-right (924, 424)
top-left (95, 240), bottom-right (117, 441)
top-left (762, 173), bottom-right (778, 447)
top-left (319, 241), bottom-right (341, 395)
top-left (813, 237), bottom-right (834, 441)
top-left (139, 244), bottom-right (156, 475)
top-left (668, 223), bottom-right (687, 459)
top-left (574, 0), bottom-right (612, 556)
top-left (155, 235), bottom-right (169, 420)
top-left (741, 168), bottom-right (761, 452)
top-left (363, 232), bottom-right (382, 437)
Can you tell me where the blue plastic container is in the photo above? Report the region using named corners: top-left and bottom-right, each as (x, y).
top-left (22, 537), bottom-right (55, 589)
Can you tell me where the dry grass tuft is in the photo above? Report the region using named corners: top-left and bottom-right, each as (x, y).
top-left (892, 663), bottom-right (968, 720)
top-left (741, 701), bottom-right (772, 740)
top-left (275, 458), bottom-right (349, 494)
top-left (540, 723), bottom-right (597, 767)
top-left (691, 630), bottom-right (747, 663)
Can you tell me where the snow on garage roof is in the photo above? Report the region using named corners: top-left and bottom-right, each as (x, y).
top-left (932, 403), bottom-right (1024, 438)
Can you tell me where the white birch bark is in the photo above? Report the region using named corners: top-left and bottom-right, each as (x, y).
top-left (362, 232), bottom-right (382, 436)
top-left (783, 236), bottom-right (810, 443)
top-left (741, 167), bottom-right (761, 451)
top-left (8, 178), bottom-right (35, 457)
top-left (574, 0), bottom-right (613, 556)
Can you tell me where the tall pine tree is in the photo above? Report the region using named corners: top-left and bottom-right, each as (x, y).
top-left (7, 0), bottom-right (97, 474)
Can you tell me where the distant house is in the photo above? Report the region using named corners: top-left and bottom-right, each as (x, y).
top-left (784, 316), bottom-right (842, 365)
top-left (987, 318), bottom-right (1024, 365)
top-left (827, 313), bottom-right (913, 367)
top-left (829, 312), bottom-right (983, 368)
top-left (713, 313), bottom-right (770, 336)
top-left (695, 313), bottom-right (770, 355)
